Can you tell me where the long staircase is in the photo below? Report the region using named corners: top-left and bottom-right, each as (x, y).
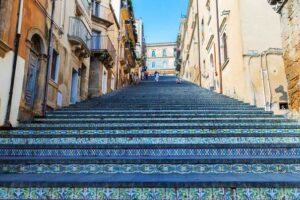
top-left (0, 76), bottom-right (300, 199)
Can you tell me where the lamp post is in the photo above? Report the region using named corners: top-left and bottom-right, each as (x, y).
top-left (42, 0), bottom-right (56, 116)
top-left (4, 0), bottom-right (24, 127)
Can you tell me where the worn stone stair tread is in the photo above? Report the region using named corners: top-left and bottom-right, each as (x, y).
top-left (3, 133), bottom-right (300, 138)
top-left (0, 173), bottom-right (300, 187)
top-left (1, 156), bottom-right (300, 164)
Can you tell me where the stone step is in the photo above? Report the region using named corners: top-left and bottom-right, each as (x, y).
top-left (2, 128), bottom-right (299, 136)
top-left (18, 122), bottom-right (299, 129)
top-left (33, 117), bottom-right (290, 124)
top-left (0, 136), bottom-right (300, 145)
top-left (0, 145), bottom-right (300, 157)
top-left (59, 107), bottom-right (263, 111)
top-left (51, 109), bottom-right (272, 114)
top-left (0, 186), bottom-right (299, 200)
top-left (0, 174), bottom-right (299, 188)
top-left (1, 156), bottom-right (299, 164)
top-left (44, 113), bottom-right (280, 118)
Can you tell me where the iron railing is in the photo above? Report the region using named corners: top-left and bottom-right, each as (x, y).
top-left (81, 0), bottom-right (91, 14)
top-left (68, 17), bottom-right (91, 50)
top-left (92, 4), bottom-right (112, 22)
top-left (91, 35), bottom-right (116, 61)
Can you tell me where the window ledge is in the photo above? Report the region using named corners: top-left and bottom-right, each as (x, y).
top-left (49, 79), bottom-right (59, 89)
top-left (0, 39), bottom-right (11, 58)
top-left (222, 58), bottom-right (229, 70)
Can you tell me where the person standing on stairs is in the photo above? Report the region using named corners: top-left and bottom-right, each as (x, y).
top-left (155, 71), bottom-right (160, 82)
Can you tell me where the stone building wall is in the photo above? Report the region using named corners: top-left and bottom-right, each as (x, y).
top-left (279, 0), bottom-right (300, 115)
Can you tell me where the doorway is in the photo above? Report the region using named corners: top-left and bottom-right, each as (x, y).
top-left (102, 67), bottom-right (108, 94)
top-left (70, 69), bottom-right (79, 104)
top-left (24, 34), bottom-right (44, 109)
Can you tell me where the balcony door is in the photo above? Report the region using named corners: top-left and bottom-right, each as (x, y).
top-left (92, 31), bottom-right (101, 49)
top-left (92, 0), bottom-right (101, 17)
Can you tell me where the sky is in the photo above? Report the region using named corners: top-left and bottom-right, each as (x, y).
top-left (132, 0), bottom-right (188, 44)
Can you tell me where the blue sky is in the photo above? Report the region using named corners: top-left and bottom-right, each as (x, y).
top-left (132, 0), bottom-right (188, 44)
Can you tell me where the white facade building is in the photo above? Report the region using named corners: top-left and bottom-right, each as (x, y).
top-left (146, 42), bottom-right (176, 75)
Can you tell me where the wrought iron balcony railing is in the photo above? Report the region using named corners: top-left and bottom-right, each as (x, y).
top-left (68, 17), bottom-right (91, 53)
top-left (92, 4), bottom-right (113, 23)
top-left (91, 35), bottom-right (116, 64)
top-left (81, 0), bottom-right (91, 14)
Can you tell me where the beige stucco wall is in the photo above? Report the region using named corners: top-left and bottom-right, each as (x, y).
top-left (0, 52), bottom-right (25, 126)
top-left (278, 0), bottom-right (300, 118)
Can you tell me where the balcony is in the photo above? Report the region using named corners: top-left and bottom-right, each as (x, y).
top-left (76, 0), bottom-right (91, 16)
top-left (125, 20), bottom-right (137, 44)
top-left (68, 17), bottom-right (91, 58)
top-left (119, 48), bottom-right (126, 65)
top-left (121, 0), bottom-right (134, 21)
top-left (91, 35), bottom-right (116, 67)
top-left (125, 41), bottom-right (136, 68)
top-left (92, 4), bottom-right (113, 27)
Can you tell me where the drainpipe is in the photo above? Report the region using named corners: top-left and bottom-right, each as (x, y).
top-left (260, 53), bottom-right (267, 111)
top-left (116, 32), bottom-right (120, 90)
top-left (215, 0), bottom-right (223, 94)
top-left (4, 0), bottom-right (24, 127)
top-left (42, 0), bottom-right (56, 116)
top-left (196, 0), bottom-right (202, 87)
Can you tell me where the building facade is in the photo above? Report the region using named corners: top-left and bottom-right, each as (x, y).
top-left (146, 42), bottom-right (176, 75)
top-left (268, 0), bottom-right (300, 118)
top-left (134, 19), bottom-right (146, 78)
top-left (0, 0), bottom-right (138, 127)
top-left (179, 0), bottom-right (289, 114)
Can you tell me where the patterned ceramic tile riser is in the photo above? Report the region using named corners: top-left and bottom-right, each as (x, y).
top-left (2, 128), bottom-right (299, 136)
top-left (1, 148), bottom-right (300, 157)
top-left (1, 137), bottom-right (300, 145)
top-left (1, 76), bottom-right (299, 194)
top-left (1, 163), bottom-right (300, 174)
top-left (0, 187), bottom-right (299, 200)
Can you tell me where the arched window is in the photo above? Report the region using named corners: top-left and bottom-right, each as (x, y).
top-left (152, 50), bottom-right (156, 57)
top-left (222, 33), bottom-right (228, 62)
top-left (162, 49), bottom-right (167, 57)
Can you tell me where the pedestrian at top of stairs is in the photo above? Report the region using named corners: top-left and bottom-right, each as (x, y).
top-left (154, 71), bottom-right (160, 82)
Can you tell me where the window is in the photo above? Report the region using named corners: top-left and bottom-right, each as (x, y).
top-left (152, 50), bottom-right (156, 57)
top-left (152, 62), bottom-right (156, 68)
top-left (222, 33), bottom-right (228, 62)
top-left (92, 31), bottom-right (101, 49)
top-left (92, 0), bottom-right (101, 17)
top-left (162, 49), bottom-right (167, 57)
top-left (50, 49), bottom-right (60, 83)
top-left (163, 60), bottom-right (168, 68)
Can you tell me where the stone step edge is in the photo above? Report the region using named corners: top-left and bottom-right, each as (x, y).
top-left (0, 157), bottom-right (299, 164)
top-left (2, 133), bottom-right (300, 138)
top-left (1, 143), bottom-right (300, 149)
top-left (0, 174), bottom-right (300, 188)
